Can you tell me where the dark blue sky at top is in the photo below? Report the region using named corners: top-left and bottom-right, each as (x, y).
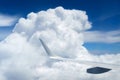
top-left (0, 0), bottom-right (120, 31)
top-left (0, 0), bottom-right (120, 54)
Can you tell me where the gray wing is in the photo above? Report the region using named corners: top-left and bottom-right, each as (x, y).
top-left (39, 38), bottom-right (120, 74)
top-left (50, 57), bottom-right (120, 74)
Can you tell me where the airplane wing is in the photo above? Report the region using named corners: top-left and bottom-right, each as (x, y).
top-left (39, 38), bottom-right (120, 74)
top-left (50, 56), bottom-right (120, 74)
top-left (49, 56), bottom-right (120, 69)
top-left (39, 38), bottom-right (53, 56)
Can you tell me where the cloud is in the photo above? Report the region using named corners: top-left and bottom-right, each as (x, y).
top-left (84, 30), bottom-right (120, 43)
top-left (0, 14), bottom-right (18, 26)
top-left (0, 7), bottom-right (119, 80)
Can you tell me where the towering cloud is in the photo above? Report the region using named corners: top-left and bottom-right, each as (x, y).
top-left (13, 6), bottom-right (92, 58)
top-left (0, 7), bottom-right (119, 80)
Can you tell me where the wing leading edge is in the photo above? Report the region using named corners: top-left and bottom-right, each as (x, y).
top-left (39, 38), bottom-right (54, 56)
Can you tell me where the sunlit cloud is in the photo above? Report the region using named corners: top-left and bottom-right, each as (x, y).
top-left (84, 30), bottom-right (120, 43)
top-left (0, 14), bottom-right (18, 27)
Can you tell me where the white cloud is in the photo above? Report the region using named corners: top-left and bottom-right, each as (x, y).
top-left (84, 30), bottom-right (120, 43)
top-left (0, 7), bottom-right (119, 80)
top-left (0, 14), bottom-right (18, 26)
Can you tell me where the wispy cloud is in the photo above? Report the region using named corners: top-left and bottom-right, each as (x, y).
top-left (0, 14), bottom-right (18, 27)
top-left (83, 30), bottom-right (120, 43)
top-left (98, 13), bottom-right (120, 21)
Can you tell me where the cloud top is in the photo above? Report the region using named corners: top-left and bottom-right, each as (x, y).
top-left (14, 7), bottom-right (91, 36)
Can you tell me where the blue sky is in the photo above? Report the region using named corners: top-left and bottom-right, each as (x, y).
top-left (0, 0), bottom-right (120, 54)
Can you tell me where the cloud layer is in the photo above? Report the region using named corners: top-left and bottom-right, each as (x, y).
top-left (84, 30), bottom-right (120, 43)
top-left (0, 7), bottom-right (120, 80)
top-left (0, 14), bottom-right (18, 26)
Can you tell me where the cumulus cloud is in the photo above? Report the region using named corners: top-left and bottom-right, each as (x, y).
top-left (0, 7), bottom-right (119, 80)
top-left (84, 30), bottom-right (120, 43)
top-left (0, 14), bottom-right (18, 26)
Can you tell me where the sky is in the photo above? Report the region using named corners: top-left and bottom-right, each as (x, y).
top-left (0, 0), bottom-right (120, 54)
